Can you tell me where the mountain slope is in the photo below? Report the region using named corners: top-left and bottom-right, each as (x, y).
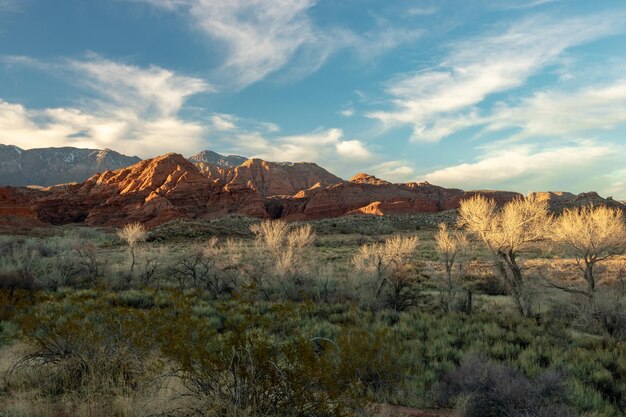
top-left (1, 151), bottom-right (621, 229)
top-left (33, 153), bottom-right (266, 227)
top-left (189, 150), bottom-right (247, 168)
top-left (0, 145), bottom-right (141, 186)
top-left (195, 158), bottom-right (345, 197)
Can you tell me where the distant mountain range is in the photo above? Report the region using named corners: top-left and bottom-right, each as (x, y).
top-left (0, 145), bottom-right (141, 186)
top-left (188, 150), bottom-right (247, 168)
top-left (0, 145), bottom-right (623, 229)
top-left (0, 145), bottom-right (254, 187)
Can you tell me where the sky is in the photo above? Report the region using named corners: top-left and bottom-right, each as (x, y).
top-left (1, 0), bottom-right (626, 198)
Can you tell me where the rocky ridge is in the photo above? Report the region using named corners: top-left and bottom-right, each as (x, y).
top-left (0, 151), bottom-right (622, 229)
top-left (0, 145), bottom-right (141, 187)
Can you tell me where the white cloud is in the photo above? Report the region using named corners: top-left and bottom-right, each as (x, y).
top-left (423, 140), bottom-right (615, 191)
top-left (498, 0), bottom-right (559, 10)
top-left (255, 128), bottom-right (373, 163)
top-left (406, 6), bottom-right (438, 16)
top-left (339, 108), bottom-right (355, 117)
top-left (336, 140), bottom-right (371, 160)
top-left (0, 0), bottom-right (18, 11)
top-left (137, 0), bottom-right (421, 88)
top-left (214, 127), bottom-right (373, 177)
top-left (70, 57), bottom-right (210, 117)
top-left (367, 13), bottom-right (626, 142)
top-left (210, 113), bottom-right (237, 131)
top-left (370, 160), bottom-right (415, 183)
top-left (486, 80), bottom-right (626, 139)
top-left (0, 57), bottom-right (211, 157)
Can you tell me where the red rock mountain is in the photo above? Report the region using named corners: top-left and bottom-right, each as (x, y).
top-left (194, 158), bottom-right (344, 197)
top-left (529, 191), bottom-right (626, 213)
top-left (4, 151), bottom-right (616, 229)
top-left (31, 153), bottom-right (266, 228)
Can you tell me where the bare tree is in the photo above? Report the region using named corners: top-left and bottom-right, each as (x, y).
top-left (169, 238), bottom-right (242, 297)
top-left (353, 235), bottom-right (420, 310)
top-left (117, 223), bottom-right (147, 279)
top-left (458, 195), bottom-right (552, 317)
top-left (72, 241), bottom-right (100, 286)
top-left (250, 220), bottom-right (316, 287)
top-left (435, 223), bottom-right (469, 312)
top-left (550, 205), bottom-right (626, 298)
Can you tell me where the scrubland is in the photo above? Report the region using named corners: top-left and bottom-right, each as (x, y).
top-left (0, 197), bottom-right (625, 417)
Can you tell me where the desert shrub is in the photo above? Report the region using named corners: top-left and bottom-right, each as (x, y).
top-left (436, 353), bottom-right (576, 417)
top-left (336, 328), bottom-right (406, 398)
top-left (117, 222), bottom-right (147, 281)
top-left (249, 220), bottom-right (317, 300)
top-left (468, 273), bottom-right (509, 295)
top-left (353, 235), bottom-right (421, 311)
top-left (435, 223), bottom-right (469, 312)
top-left (8, 302), bottom-right (158, 400)
top-left (0, 270), bottom-right (36, 293)
top-left (159, 319), bottom-right (360, 417)
top-left (167, 239), bottom-right (241, 297)
top-left (112, 290), bottom-right (156, 309)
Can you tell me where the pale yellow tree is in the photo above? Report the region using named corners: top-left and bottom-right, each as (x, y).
top-left (551, 205), bottom-right (626, 298)
top-left (250, 220), bottom-right (316, 281)
top-left (435, 223), bottom-right (469, 312)
top-left (117, 222), bottom-right (147, 278)
top-left (353, 235), bottom-right (420, 310)
top-left (458, 195), bottom-right (553, 317)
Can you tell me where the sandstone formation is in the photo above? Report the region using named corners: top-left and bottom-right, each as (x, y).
top-left (0, 145), bottom-right (141, 186)
top-left (2, 151), bottom-right (617, 229)
top-left (276, 175), bottom-right (521, 220)
top-left (194, 158), bottom-right (344, 197)
top-left (529, 191), bottom-right (625, 213)
top-left (30, 153), bottom-right (266, 228)
top-left (0, 186), bottom-right (48, 228)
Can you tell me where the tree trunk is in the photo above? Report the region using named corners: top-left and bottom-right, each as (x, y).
top-left (497, 252), bottom-right (532, 317)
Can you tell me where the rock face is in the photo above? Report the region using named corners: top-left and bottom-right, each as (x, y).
top-left (529, 191), bottom-right (626, 213)
top-left (3, 152), bottom-right (617, 229)
top-left (188, 150), bottom-right (247, 168)
top-left (276, 176), bottom-right (521, 220)
top-left (0, 145), bottom-right (141, 187)
top-left (195, 158), bottom-right (345, 197)
top-left (0, 186), bottom-right (48, 228)
top-left (32, 153), bottom-right (267, 228)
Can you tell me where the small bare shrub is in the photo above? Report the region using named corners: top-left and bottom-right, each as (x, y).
top-left (168, 239), bottom-right (241, 297)
top-left (353, 235), bottom-right (420, 311)
top-left (435, 223), bottom-right (469, 312)
top-left (249, 220), bottom-right (316, 298)
top-left (118, 223), bottom-right (147, 279)
top-left (437, 354), bottom-right (575, 417)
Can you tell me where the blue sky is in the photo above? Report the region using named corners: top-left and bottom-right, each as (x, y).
top-left (1, 0), bottom-right (626, 198)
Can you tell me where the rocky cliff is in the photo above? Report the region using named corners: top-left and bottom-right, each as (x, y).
top-left (2, 152), bottom-right (614, 229)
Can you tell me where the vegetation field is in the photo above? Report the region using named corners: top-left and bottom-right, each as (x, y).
top-left (0, 201), bottom-right (625, 417)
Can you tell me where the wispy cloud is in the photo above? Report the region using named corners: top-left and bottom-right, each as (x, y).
top-left (486, 80), bottom-right (626, 139)
top-left (0, 56), bottom-right (212, 157)
top-left (0, 0), bottom-right (19, 11)
top-left (367, 12), bottom-right (626, 142)
top-left (370, 160), bottom-right (415, 183)
top-left (423, 139), bottom-right (619, 193)
top-left (497, 0), bottom-right (560, 10)
top-left (219, 125), bottom-right (373, 165)
top-left (406, 6), bottom-right (438, 16)
top-left (136, 0), bottom-right (421, 88)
